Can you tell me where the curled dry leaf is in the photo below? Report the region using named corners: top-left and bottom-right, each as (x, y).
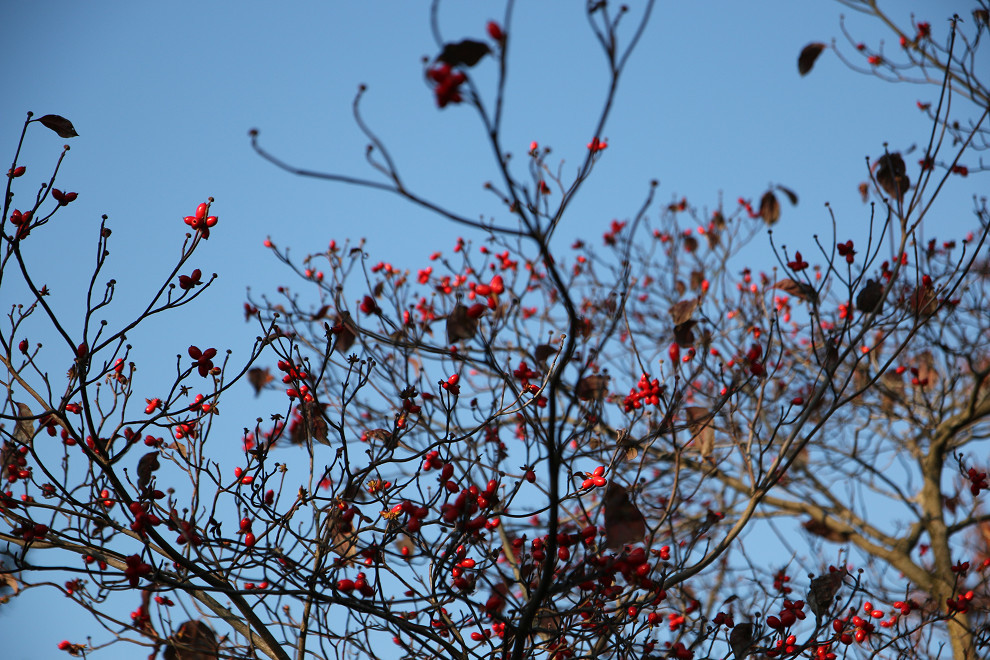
top-left (576, 374), bottom-right (608, 401)
top-left (798, 42), bottom-right (826, 75)
top-left (729, 622), bottom-right (755, 660)
top-left (437, 40), bottom-right (491, 67)
top-left (673, 320), bottom-right (697, 348)
top-left (292, 400), bottom-right (329, 446)
top-left (807, 571), bottom-right (844, 620)
top-left (759, 190), bottom-right (780, 225)
top-left (446, 303), bottom-right (478, 343)
top-left (668, 298), bottom-right (698, 325)
top-left (13, 402), bottom-right (35, 444)
top-left (327, 508), bottom-right (360, 564)
top-left (247, 367), bottom-right (274, 395)
top-left (684, 406), bottom-right (715, 458)
top-left (858, 181), bottom-right (870, 203)
top-left (776, 184), bottom-right (799, 206)
top-left (1, 567), bottom-right (21, 595)
top-left (913, 350), bottom-right (939, 385)
top-left (855, 279), bottom-right (884, 313)
top-left (163, 620), bottom-right (219, 660)
top-left (909, 284), bottom-right (939, 319)
top-left (37, 114), bottom-right (79, 138)
top-left (534, 343), bottom-right (555, 366)
top-left (604, 482), bottom-right (647, 550)
top-left (802, 518), bottom-right (852, 542)
top-left (875, 153), bottom-right (910, 201)
top-left (332, 314), bottom-right (356, 354)
top-left (137, 451), bottom-right (161, 489)
top-left (773, 279), bottom-right (818, 304)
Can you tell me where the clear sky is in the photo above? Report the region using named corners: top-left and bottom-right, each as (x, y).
top-left (1, 1), bottom-right (981, 657)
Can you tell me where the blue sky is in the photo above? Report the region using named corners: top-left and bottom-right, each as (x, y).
top-left (2, 1), bottom-right (982, 657)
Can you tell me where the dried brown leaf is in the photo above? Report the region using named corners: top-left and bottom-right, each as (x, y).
top-left (137, 451), bottom-right (160, 489)
top-left (798, 42), bottom-right (826, 75)
top-left (446, 303), bottom-right (479, 343)
top-left (808, 571), bottom-right (844, 620)
top-left (164, 620), bottom-right (219, 660)
top-left (534, 344), bottom-right (555, 366)
top-left (12, 402), bottom-right (34, 443)
top-left (858, 181), bottom-right (870, 203)
top-left (855, 279), bottom-right (883, 314)
top-left (668, 298), bottom-right (698, 325)
top-left (685, 406), bottom-right (715, 458)
top-left (774, 279), bottom-right (818, 304)
top-left (673, 320), bottom-right (697, 348)
top-left (332, 314), bottom-right (356, 354)
top-left (729, 622), bottom-right (755, 660)
top-left (604, 482), bottom-right (647, 550)
top-left (759, 190), bottom-right (780, 225)
top-left (802, 518), bottom-right (851, 542)
top-left (875, 153), bottom-right (910, 201)
top-left (37, 114), bottom-right (79, 138)
top-left (247, 367), bottom-right (274, 395)
top-left (576, 374), bottom-right (608, 401)
top-left (776, 184), bottom-right (799, 206)
top-left (437, 40), bottom-right (491, 67)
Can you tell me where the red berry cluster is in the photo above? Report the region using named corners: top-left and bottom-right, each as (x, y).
top-left (183, 202), bottom-right (218, 239)
top-left (623, 373), bottom-right (663, 412)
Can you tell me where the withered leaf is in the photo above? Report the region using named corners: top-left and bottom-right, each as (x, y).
top-left (37, 114), bottom-right (79, 138)
top-left (776, 184), bottom-right (799, 206)
top-left (858, 182), bottom-right (870, 203)
top-left (690, 269), bottom-right (707, 290)
top-left (913, 350), bottom-right (939, 385)
top-left (1, 441), bottom-right (16, 473)
top-left (327, 509), bottom-right (360, 564)
top-left (163, 620), bottom-right (219, 660)
top-left (802, 518), bottom-right (851, 543)
top-left (137, 451), bottom-right (160, 489)
top-left (604, 482), bottom-right (646, 550)
top-left (364, 427), bottom-right (396, 451)
top-left (446, 303), bottom-right (478, 343)
top-left (13, 402), bottom-right (35, 443)
top-left (798, 42), bottom-right (826, 75)
top-left (875, 153), bottom-right (910, 201)
top-left (855, 279), bottom-right (883, 313)
top-left (673, 320), bottom-right (697, 348)
top-left (576, 374), bottom-right (608, 401)
top-left (247, 367), bottom-right (274, 395)
top-left (313, 304), bottom-right (331, 320)
top-left (292, 401), bottom-right (329, 445)
top-left (808, 571), bottom-right (844, 620)
top-left (729, 622), bottom-right (755, 660)
top-left (774, 278), bottom-right (818, 304)
top-left (685, 406), bottom-right (715, 458)
top-left (683, 235), bottom-right (699, 253)
top-left (0, 567), bottom-right (20, 595)
top-left (759, 191), bottom-right (781, 225)
top-left (534, 344), bottom-right (555, 365)
top-left (167, 441), bottom-right (190, 460)
top-left (668, 298), bottom-right (698, 325)
top-left (437, 40), bottom-right (491, 67)
top-left (535, 606), bottom-right (562, 640)
top-left (909, 284), bottom-right (938, 319)
top-left (332, 314), bottom-right (356, 354)
top-left (575, 317), bottom-right (593, 339)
